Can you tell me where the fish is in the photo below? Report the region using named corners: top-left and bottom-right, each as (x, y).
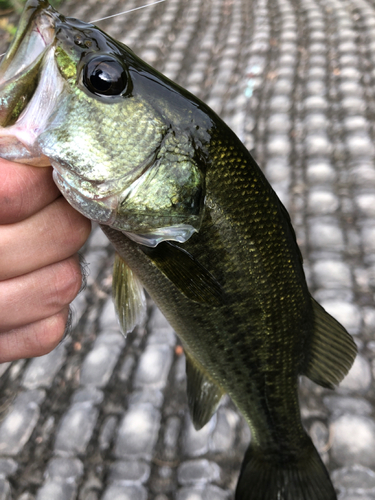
top-left (0, 1), bottom-right (358, 499)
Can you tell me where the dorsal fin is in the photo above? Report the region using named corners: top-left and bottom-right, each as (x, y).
top-left (141, 241), bottom-right (224, 306)
top-left (303, 298), bottom-right (357, 389)
top-left (185, 349), bottom-right (224, 430)
top-left (112, 253), bottom-right (147, 335)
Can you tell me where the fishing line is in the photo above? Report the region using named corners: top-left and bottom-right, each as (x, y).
top-left (0, 0), bottom-right (166, 58)
top-left (91, 0), bottom-right (166, 23)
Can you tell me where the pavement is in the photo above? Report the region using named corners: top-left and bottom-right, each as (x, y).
top-left (0, 0), bottom-right (375, 498)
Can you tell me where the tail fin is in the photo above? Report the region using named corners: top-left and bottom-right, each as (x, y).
top-left (235, 439), bottom-right (336, 500)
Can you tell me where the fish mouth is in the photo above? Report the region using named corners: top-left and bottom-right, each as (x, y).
top-left (0, 1), bottom-right (55, 85)
top-left (0, 0), bottom-right (60, 165)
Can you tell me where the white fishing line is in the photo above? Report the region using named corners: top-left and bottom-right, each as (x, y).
top-left (0, 0), bottom-right (166, 59)
top-left (91, 0), bottom-right (166, 23)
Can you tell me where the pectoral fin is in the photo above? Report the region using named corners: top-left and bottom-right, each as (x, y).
top-left (185, 350), bottom-right (224, 430)
top-left (141, 242), bottom-right (224, 306)
top-left (112, 253), bottom-right (147, 335)
top-left (303, 298), bottom-right (357, 388)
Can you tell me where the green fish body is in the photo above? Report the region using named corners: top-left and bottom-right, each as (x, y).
top-left (0, 2), bottom-right (357, 499)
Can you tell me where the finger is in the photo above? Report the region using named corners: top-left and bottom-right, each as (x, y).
top-left (0, 197), bottom-right (92, 280)
top-left (0, 307), bottom-right (70, 363)
top-left (0, 255), bottom-right (83, 333)
top-left (0, 160), bottom-right (60, 224)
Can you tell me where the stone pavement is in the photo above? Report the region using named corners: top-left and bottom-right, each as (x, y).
top-left (0, 0), bottom-right (375, 498)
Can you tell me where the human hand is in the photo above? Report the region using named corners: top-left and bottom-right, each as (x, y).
top-left (0, 159), bottom-right (92, 363)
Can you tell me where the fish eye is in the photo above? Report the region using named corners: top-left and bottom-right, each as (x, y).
top-left (83, 55), bottom-right (129, 97)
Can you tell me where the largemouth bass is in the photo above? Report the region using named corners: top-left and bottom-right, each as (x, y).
top-left (0, 1), bottom-right (357, 498)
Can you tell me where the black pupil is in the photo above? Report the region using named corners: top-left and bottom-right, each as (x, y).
top-left (91, 69), bottom-right (112, 92)
top-left (84, 57), bottom-right (127, 96)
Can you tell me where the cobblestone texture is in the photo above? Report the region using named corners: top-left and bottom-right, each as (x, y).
top-left (0, 0), bottom-right (375, 498)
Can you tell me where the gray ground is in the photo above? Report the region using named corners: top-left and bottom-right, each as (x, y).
top-left (0, 0), bottom-right (375, 498)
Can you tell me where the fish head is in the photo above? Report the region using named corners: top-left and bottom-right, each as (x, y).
top-left (0, 0), bottom-right (213, 246)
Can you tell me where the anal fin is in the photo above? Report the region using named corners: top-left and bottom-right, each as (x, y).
top-left (112, 253), bottom-right (147, 335)
top-left (303, 297), bottom-right (357, 389)
top-left (185, 350), bottom-right (224, 430)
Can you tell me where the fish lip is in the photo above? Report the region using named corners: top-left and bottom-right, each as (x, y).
top-left (0, 46), bottom-right (64, 160)
top-left (0, 3), bottom-right (56, 83)
top-left (0, 3), bottom-right (62, 164)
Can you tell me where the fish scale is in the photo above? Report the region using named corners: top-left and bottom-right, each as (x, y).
top-left (0, 1), bottom-right (357, 498)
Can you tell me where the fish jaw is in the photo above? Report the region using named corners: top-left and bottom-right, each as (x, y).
top-left (0, 0), bottom-right (59, 165)
top-left (0, 0), bottom-right (54, 85)
top-left (0, 50), bottom-right (65, 166)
